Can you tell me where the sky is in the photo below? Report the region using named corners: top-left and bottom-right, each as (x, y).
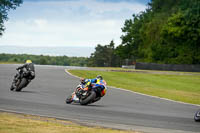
top-left (0, 0), bottom-right (149, 48)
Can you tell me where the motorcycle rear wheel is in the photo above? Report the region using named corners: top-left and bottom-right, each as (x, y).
top-left (80, 91), bottom-right (96, 105)
top-left (15, 78), bottom-right (28, 92)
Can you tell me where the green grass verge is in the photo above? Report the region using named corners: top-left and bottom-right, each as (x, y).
top-left (88, 67), bottom-right (200, 75)
top-left (68, 69), bottom-right (200, 105)
top-left (0, 112), bottom-right (139, 133)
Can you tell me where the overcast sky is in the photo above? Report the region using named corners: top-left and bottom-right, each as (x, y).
top-left (0, 0), bottom-right (149, 47)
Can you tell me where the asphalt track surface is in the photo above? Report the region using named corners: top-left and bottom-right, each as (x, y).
top-left (0, 64), bottom-right (199, 133)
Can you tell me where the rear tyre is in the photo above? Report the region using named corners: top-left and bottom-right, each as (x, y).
top-left (80, 91), bottom-right (96, 105)
top-left (15, 78), bottom-right (28, 92)
top-left (194, 110), bottom-right (200, 122)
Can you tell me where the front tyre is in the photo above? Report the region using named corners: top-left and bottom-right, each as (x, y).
top-left (10, 84), bottom-right (15, 91)
top-left (80, 91), bottom-right (96, 105)
top-left (194, 110), bottom-right (200, 122)
top-left (66, 95), bottom-right (73, 104)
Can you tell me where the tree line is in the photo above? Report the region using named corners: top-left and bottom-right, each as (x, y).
top-left (88, 0), bottom-right (200, 67)
top-left (0, 53), bottom-right (88, 66)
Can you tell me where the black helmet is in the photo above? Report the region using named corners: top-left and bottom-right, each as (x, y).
top-left (96, 75), bottom-right (103, 80)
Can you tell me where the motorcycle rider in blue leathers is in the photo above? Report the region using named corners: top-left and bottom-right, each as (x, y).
top-left (72, 75), bottom-right (106, 102)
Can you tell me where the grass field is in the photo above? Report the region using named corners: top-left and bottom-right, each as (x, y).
top-left (0, 112), bottom-right (139, 133)
top-left (68, 69), bottom-right (200, 105)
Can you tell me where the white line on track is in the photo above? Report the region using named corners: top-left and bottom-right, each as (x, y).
top-left (65, 69), bottom-right (200, 107)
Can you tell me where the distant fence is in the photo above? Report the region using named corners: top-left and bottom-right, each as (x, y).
top-left (122, 65), bottom-right (135, 69)
top-left (135, 62), bottom-right (200, 72)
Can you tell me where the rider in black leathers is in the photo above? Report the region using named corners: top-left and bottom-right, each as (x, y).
top-left (11, 60), bottom-right (35, 91)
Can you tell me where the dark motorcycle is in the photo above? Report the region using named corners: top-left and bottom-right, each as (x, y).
top-left (10, 68), bottom-right (35, 92)
top-left (66, 80), bottom-right (107, 105)
top-left (194, 109), bottom-right (200, 122)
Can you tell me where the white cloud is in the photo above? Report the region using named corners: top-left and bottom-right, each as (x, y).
top-left (0, 0), bottom-right (147, 47)
top-left (34, 19), bottom-right (48, 29)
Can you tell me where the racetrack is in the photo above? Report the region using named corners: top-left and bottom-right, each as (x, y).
top-left (0, 64), bottom-right (199, 133)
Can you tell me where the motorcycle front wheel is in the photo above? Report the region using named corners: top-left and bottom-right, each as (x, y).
top-left (80, 91), bottom-right (96, 105)
top-left (194, 110), bottom-right (200, 122)
top-left (10, 84), bottom-right (15, 91)
top-left (66, 95), bottom-right (73, 104)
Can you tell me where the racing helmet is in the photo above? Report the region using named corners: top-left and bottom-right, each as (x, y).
top-left (26, 60), bottom-right (32, 64)
top-left (96, 75), bottom-right (103, 80)
top-left (80, 78), bottom-right (85, 83)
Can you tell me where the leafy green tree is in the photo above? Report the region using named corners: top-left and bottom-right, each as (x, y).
top-left (88, 40), bottom-right (120, 67)
top-left (89, 44), bottom-right (107, 67)
top-left (117, 15), bottom-right (143, 60)
top-left (161, 4), bottom-right (200, 64)
top-left (0, 0), bottom-right (22, 36)
top-left (116, 0), bottom-right (200, 64)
